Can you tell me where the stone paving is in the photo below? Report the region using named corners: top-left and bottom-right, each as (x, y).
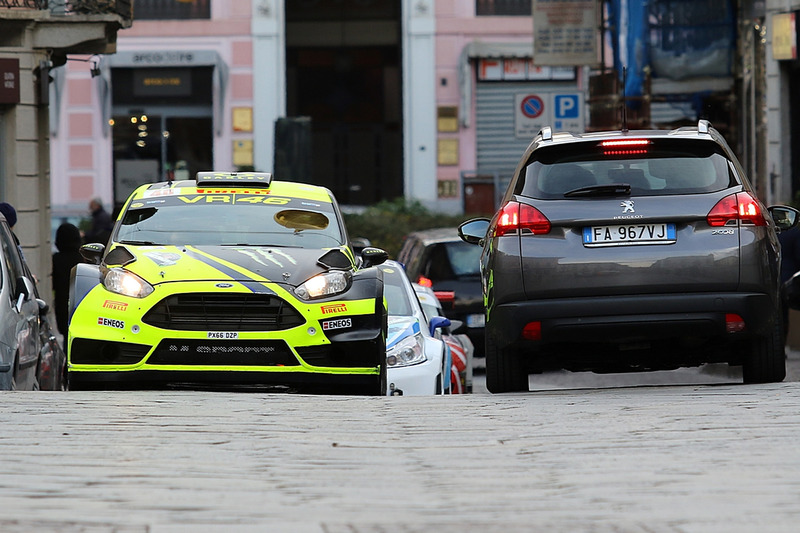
top-left (0, 355), bottom-right (798, 532)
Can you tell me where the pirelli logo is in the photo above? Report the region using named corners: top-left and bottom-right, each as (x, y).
top-left (320, 303), bottom-right (348, 315)
top-left (103, 300), bottom-right (128, 311)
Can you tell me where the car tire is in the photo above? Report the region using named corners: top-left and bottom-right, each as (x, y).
top-left (743, 315), bottom-right (786, 384)
top-left (485, 334), bottom-right (528, 393)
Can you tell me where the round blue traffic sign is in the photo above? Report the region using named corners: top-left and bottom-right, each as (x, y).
top-left (520, 95), bottom-right (544, 119)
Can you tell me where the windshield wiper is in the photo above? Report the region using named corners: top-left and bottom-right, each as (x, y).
top-left (118, 239), bottom-right (160, 246)
top-left (564, 183), bottom-right (632, 198)
top-left (219, 243), bottom-right (301, 248)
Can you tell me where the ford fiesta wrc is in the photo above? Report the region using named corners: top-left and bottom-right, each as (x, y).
top-left (67, 172), bottom-right (390, 394)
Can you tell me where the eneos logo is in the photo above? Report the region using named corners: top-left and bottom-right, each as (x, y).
top-left (97, 317), bottom-right (125, 329)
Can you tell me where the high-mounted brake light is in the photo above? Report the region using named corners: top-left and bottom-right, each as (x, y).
top-left (707, 192), bottom-right (767, 227)
top-left (600, 139), bottom-right (650, 156)
top-left (494, 201), bottom-right (551, 237)
top-left (434, 291), bottom-right (455, 303)
top-left (417, 275), bottom-right (433, 288)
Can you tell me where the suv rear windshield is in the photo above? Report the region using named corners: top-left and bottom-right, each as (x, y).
top-left (517, 138), bottom-right (737, 199)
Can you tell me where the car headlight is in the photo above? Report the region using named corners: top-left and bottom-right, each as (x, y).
top-left (386, 334), bottom-right (426, 367)
top-left (294, 271), bottom-right (350, 300)
top-left (102, 267), bottom-right (154, 298)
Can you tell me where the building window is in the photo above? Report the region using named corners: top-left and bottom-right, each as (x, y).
top-left (134, 0), bottom-right (211, 21)
top-left (476, 0), bottom-right (531, 16)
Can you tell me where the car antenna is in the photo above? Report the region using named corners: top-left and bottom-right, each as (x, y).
top-left (621, 66), bottom-right (628, 133)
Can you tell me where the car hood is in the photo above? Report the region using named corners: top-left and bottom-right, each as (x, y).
top-left (103, 244), bottom-right (353, 287)
top-left (386, 316), bottom-right (421, 349)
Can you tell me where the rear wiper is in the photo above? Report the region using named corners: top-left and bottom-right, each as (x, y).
top-left (564, 183), bottom-right (632, 198)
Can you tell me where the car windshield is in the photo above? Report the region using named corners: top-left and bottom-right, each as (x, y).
top-left (114, 193), bottom-right (345, 248)
top-left (381, 266), bottom-right (415, 317)
top-left (518, 138), bottom-right (736, 199)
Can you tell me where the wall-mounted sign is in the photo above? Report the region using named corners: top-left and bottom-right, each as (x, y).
top-left (515, 91), bottom-right (585, 138)
top-left (0, 58), bottom-right (20, 104)
top-left (773, 12), bottom-right (797, 61)
top-left (233, 107), bottom-right (253, 132)
top-left (233, 140), bottom-right (254, 166)
top-left (533, 0), bottom-right (599, 67)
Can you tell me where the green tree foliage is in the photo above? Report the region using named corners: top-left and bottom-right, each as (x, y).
top-left (343, 198), bottom-right (473, 259)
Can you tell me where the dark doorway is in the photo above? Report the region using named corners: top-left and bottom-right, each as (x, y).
top-left (285, 0), bottom-right (403, 205)
top-left (791, 63), bottom-right (800, 203)
top-left (111, 67), bottom-right (214, 208)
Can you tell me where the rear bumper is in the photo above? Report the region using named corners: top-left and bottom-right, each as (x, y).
top-left (489, 292), bottom-right (778, 371)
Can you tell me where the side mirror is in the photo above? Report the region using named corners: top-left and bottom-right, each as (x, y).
top-left (37, 298), bottom-right (49, 316)
top-left (361, 246), bottom-right (388, 267)
top-left (351, 237), bottom-right (372, 255)
top-left (458, 218), bottom-right (490, 245)
top-left (14, 276), bottom-right (34, 313)
top-left (769, 206), bottom-right (800, 232)
top-left (79, 242), bottom-right (105, 265)
top-left (429, 315), bottom-right (451, 337)
top-left (447, 318), bottom-right (467, 335)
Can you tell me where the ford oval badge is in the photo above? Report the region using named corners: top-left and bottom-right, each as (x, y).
top-left (215, 283), bottom-right (234, 289)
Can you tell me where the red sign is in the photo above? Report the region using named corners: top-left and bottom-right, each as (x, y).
top-left (0, 58), bottom-right (19, 104)
top-left (520, 95), bottom-right (545, 119)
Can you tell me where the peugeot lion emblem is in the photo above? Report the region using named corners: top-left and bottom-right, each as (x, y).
top-left (621, 200), bottom-right (635, 213)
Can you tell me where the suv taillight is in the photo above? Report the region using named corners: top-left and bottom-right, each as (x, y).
top-left (707, 192), bottom-right (767, 227)
top-left (495, 201), bottom-right (551, 237)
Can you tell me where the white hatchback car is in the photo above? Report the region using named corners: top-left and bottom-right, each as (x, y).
top-left (380, 260), bottom-right (452, 395)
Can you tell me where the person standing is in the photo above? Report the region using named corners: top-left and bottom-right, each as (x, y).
top-left (52, 223), bottom-right (83, 342)
top-left (84, 197), bottom-right (113, 245)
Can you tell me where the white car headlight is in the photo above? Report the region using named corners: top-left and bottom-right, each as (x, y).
top-left (102, 267), bottom-right (154, 298)
top-left (295, 271), bottom-right (350, 300)
top-left (386, 333), bottom-right (426, 367)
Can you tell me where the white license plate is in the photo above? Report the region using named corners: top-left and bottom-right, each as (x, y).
top-left (466, 313), bottom-right (485, 328)
top-left (583, 223), bottom-right (676, 247)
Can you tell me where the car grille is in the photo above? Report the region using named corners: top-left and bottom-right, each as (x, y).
top-left (142, 293), bottom-right (305, 331)
top-left (148, 339), bottom-right (299, 366)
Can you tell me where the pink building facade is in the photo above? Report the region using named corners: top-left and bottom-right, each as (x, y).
top-left (50, 1), bottom-right (585, 217)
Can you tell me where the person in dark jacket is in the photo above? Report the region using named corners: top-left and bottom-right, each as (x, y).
top-left (52, 222), bottom-right (83, 341)
top-left (84, 197), bottom-right (113, 245)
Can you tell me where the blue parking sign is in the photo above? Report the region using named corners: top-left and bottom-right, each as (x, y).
top-left (554, 94), bottom-right (579, 119)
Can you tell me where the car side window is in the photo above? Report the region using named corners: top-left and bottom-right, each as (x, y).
top-left (402, 239), bottom-right (425, 277)
top-left (0, 223), bottom-right (24, 298)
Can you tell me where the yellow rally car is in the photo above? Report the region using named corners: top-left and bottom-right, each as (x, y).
top-left (67, 172), bottom-right (389, 394)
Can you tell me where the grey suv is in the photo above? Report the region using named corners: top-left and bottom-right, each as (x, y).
top-left (459, 120), bottom-right (799, 393)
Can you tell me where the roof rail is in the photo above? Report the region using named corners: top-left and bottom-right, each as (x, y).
top-left (698, 119), bottom-right (711, 134)
top-left (539, 126), bottom-right (553, 141)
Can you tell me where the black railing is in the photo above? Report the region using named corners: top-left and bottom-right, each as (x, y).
top-left (476, 0), bottom-right (532, 16)
top-left (0, 0), bottom-right (47, 7)
top-left (134, 0), bottom-right (210, 20)
top-left (0, 0), bottom-right (132, 19)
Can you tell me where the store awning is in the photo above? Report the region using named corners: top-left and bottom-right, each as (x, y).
top-left (459, 41), bottom-right (533, 128)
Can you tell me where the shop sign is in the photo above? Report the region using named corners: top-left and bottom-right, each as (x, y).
top-left (133, 69), bottom-right (192, 97)
top-left (477, 59), bottom-right (574, 81)
top-left (773, 12), bottom-right (797, 61)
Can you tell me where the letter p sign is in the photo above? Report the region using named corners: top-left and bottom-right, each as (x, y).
top-left (554, 94), bottom-right (580, 119)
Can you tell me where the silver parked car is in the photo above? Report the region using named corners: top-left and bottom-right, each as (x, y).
top-left (459, 120), bottom-right (799, 393)
top-left (0, 213), bottom-right (44, 390)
